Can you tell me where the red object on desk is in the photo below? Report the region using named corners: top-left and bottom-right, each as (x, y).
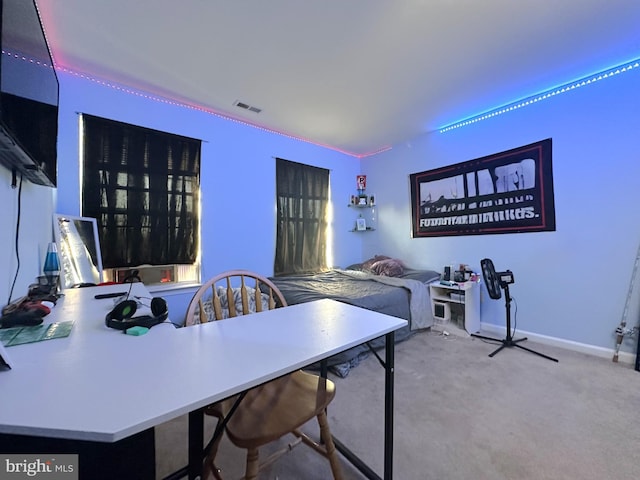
top-left (22, 300), bottom-right (51, 317)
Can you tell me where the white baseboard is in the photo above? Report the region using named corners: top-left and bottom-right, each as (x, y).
top-left (478, 322), bottom-right (637, 366)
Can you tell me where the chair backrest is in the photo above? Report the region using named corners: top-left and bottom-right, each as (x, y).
top-left (185, 270), bottom-right (288, 325)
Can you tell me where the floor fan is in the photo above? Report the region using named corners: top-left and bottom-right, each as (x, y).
top-left (471, 258), bottom-right (558, 362)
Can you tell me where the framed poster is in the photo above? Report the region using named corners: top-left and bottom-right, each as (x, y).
top-left (410, 139), bottom-right (555, 237)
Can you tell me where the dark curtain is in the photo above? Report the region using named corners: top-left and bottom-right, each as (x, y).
top-left (274, 158), bottom-right (329, 275)
top-left (81, 114), bottom-right (200, 268)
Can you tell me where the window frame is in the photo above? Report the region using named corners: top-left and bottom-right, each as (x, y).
top-left (79, 114), bottom-right (201, 287)
top-left (274, 158), bottom-right (329, 275)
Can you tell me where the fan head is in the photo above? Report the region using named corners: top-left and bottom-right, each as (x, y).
top-left (481, 258), bottom-right (502, 300)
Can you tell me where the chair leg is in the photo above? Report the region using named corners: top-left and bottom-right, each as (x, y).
top-left (244, 447), bottom-right (260, 480)
top-left (317, 411), bottom-right (344, 480)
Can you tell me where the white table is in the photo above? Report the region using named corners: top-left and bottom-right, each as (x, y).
top-left (0, 283), bottom-right (406, 479)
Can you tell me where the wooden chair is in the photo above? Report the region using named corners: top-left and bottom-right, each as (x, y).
top-left (184, 270), bottom-right (344, 480)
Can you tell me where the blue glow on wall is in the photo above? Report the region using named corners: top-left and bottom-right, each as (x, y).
top-left (439, 58), bottom-right (640, 133)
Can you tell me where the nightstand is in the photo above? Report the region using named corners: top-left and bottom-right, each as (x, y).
top-left (429, 280), bottom-right (481, 334)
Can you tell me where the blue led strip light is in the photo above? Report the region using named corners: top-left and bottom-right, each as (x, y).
top-left (439, 58), bottom-right (640, 133)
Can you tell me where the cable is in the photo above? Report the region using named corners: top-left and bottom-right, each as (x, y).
top-left (511, 295), bottom-right (518, 337)
top-left (476, 336), bottom-right (503, 346)
top-left (7, 173), bottom-right (23, 305)
top-left (121, 281), bottom-right (134, 302)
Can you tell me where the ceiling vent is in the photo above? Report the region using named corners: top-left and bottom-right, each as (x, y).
top-left (234, 100), bottom-right (262, 114)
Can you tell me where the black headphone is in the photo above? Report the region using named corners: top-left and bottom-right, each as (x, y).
top-left (105, 296), bottom-right (169, 331)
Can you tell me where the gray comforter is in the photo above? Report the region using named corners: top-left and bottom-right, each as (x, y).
top-left (269, 268), bottom-right (440, 376)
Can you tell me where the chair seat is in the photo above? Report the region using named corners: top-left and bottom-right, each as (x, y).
top-left (208, 370), bottom-right (335, 448)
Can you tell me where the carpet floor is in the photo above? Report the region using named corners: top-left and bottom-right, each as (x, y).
top-left (155, 327), bottom-right (640, 479)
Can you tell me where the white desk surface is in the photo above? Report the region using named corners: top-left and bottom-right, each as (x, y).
top-left (0, 283), bottom-right (407, 442)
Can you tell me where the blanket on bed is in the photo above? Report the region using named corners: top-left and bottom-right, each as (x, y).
top-left (269, 267), bottom-right (440, 377)
top-left (333, 269), bottom-right (432, 329)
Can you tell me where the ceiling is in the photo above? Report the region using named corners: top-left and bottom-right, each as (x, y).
top-left (34, 0), bottom-right (640, 157)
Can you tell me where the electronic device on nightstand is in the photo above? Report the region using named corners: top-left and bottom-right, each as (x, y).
top-left (442, 266), bottom-right (451, 281)
top-left (432, 301), bottom-right (451, 324)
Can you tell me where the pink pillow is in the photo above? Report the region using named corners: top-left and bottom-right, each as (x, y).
top-left (361, 255), bottom-right (390, 271)
top-left (370, 258), bottom-right (405, 277)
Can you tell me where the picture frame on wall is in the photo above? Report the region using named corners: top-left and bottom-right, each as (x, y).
top-left (409, 138), bottom-right (555, 238)
top-left (356, 218), bottom-right (367, 231)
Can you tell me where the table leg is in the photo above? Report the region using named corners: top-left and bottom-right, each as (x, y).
top-left (333, 331), bottom-right (395, 480)
top-left (188, 408), bottom-right (204, 480)
top-left (384, 330), bottom-right (395, 480)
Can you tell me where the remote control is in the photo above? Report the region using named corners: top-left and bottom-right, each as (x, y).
top-left (94, 292), bottom-right (127, 299)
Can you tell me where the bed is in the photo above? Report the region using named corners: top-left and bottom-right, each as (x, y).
top-left (269, 257), bottom-right (440, 377)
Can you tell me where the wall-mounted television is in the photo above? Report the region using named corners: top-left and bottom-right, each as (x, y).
top-left (0, 0), bottom-right (59, 187)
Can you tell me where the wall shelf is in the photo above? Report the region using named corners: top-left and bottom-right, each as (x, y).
top-left (348, 200), bottom-right (376, 232)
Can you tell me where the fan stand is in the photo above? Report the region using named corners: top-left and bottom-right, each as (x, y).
top-left (471, 283), bottom-right (558, 362)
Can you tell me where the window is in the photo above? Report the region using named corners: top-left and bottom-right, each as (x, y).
top-left (80, 114), bottom-right (201, 286)
top-left (274, 158), bottom-right (329, 275)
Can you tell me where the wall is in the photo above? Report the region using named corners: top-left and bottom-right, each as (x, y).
top-left (1, 71), bottom-right (363, 322)
top-left (0, 167), bottom-right (56, 306)
top-left (362, 67), bottom-right (640, 359)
